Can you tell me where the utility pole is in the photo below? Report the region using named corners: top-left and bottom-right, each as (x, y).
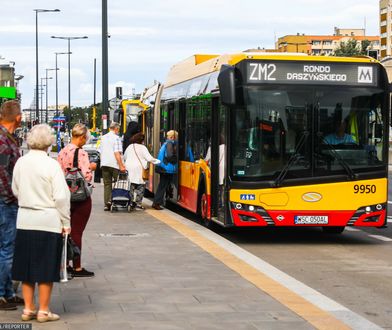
top-left (102, 0), bottom-right (109, 133)
top-left (92, 58), bottom-right (97, 131)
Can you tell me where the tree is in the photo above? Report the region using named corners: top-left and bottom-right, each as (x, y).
top-left (361, 40), bottom-right (371, 54)
top-left (333, 38), bottom-right (371, 57)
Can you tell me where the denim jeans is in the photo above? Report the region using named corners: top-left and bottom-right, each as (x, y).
top-left (0, 200), bottom-right (17, 298)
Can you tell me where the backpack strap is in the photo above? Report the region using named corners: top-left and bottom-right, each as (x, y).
top-left (73, 148), bottom-right (80, 168)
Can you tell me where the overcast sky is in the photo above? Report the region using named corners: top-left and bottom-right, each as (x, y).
top-left (1, 0), bottom-right (379, 110)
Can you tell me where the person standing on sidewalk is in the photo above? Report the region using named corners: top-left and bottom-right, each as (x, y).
top-left (0, 100), bottom-right (23, 311)
top-left (152, 130), bottom-right (178, 210)
top-left (11, 124), bottom-right (71, 323)
top-left (124, 132), bottom-right (160, 209)
top-left (57, 123), bottom-right (96, 278)
top-left (99, 122), bottom-right (126, 211)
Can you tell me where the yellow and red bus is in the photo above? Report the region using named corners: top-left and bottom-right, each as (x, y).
top-left (145, 53), bottom-right (389, 233)
top-left (115, 99), bottom-right (149, 135)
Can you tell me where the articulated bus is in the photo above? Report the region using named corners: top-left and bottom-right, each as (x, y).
top-left (115, 99), bottom-right (148, 135)
top-left (143, 53), bottom-right (389, 233)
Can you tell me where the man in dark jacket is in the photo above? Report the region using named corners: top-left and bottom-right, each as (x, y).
top-left (0, 100), bottom-right (23, 310)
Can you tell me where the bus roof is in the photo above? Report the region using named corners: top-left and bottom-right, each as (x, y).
top-left (164, 52), bottom-right (379, 88)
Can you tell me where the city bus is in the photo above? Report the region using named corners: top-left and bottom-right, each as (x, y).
top-left (145, 53), bottom-right (389, 233)
top-left (115, 99), bottom-right (149, 135)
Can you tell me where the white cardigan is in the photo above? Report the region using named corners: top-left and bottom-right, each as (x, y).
top-left (124, 143), bottom-right (160, 184)
top-left (12, 150), bottom-right (71, 234)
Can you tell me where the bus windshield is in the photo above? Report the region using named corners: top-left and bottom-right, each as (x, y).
top-left (231, 85), bottom-right (387, 182)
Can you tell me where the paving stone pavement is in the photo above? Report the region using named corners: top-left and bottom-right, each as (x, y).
top-left (0, 183), bottom-right (315, 330)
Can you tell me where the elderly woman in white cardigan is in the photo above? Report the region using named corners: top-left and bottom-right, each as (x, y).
top-left (11, 124), bottom-right (71, 323)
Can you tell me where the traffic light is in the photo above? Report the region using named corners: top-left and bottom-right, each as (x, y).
top-left (116, 86), bottom-right (122, 99)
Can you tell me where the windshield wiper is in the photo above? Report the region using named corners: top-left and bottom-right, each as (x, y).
top-left (317, 132), bottom-right (357, 180)
top-left (274, 131), bottom-right (309, 187)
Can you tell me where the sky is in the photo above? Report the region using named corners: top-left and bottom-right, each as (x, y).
top-left (0, 0), bottom-right (380, 110)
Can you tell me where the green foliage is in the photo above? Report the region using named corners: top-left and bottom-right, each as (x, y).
top-left (333, 39), bottom-right (371, 57)
top-left (58, 103), bottom-right (103, 130)
top-left (360, 40), bottom-right (371, 54)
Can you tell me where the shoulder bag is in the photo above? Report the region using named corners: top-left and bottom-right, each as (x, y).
top-left (133, 144), bottom-right (149, 181)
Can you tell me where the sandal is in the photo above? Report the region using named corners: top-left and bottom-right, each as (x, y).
top-left (21, 309), bottom-right (37, 321)
top-left (37, 310), bottom-right (60, 323)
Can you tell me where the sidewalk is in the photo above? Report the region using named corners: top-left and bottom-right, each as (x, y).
top-left (0, 183), bottom-right (320, 330)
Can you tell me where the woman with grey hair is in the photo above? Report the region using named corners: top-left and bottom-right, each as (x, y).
top-left (11, 124), bottom-right (71, 323)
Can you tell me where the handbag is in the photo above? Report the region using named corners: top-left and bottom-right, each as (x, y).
top-left (65, 148), bottom-right (93, 202)
top-left (134, 144), bottom-right (149, 181)
top-left (66, 236), bottom-right (81, 262)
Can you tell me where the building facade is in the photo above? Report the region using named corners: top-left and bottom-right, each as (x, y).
top-left (380, 0), bottom-right (392, 58)
top-left (276, 28), bottom-right (380, 57)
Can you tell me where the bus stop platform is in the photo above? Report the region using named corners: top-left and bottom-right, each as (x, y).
top-left (0, 184), bottom-right (365, 330)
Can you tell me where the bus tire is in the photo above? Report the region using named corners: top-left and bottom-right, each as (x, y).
top-left (197, 176), bottom-right (209, 226)
top-left (322, 226), bottom-right (345, 234)
top-left (200, 192), bottom-right (208, 221)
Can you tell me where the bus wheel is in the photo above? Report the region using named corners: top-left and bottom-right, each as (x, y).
top-left (200, 193), bottom-right (208, 220)
top-left (322, 226), bottom-right (345, 234)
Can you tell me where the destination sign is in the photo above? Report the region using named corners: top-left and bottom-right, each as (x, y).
top-left (246, 61), bottom-right (378, 86)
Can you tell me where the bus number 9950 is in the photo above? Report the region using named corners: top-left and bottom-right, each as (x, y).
top-left (354, 184), bottom-right (376, 194)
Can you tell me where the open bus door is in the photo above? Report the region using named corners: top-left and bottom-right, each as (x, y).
top-left (160, 101), bottom-right (179, 204)
top-left (210, 97), bottom-right (227, 224)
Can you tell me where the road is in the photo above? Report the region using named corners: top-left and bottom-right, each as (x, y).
top-left (220, 226), bottom-right (392, 329)
top-left (164, 175), bottom-right (392, 329)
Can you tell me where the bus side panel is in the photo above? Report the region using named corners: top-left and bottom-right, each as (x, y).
top-left (177, 161), bottom-right (200, 213)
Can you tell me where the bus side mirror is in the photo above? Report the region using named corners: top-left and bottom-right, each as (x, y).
top-left (113, 109), bottom-right (121, 123)
top-left (218, 65), bottom-right (236, 106)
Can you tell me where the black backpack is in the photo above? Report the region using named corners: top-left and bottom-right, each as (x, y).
top-left (64, 148), bottom-right (92, 202)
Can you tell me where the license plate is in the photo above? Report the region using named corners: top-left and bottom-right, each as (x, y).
top-left (294, 215), bottom-right (328, 224)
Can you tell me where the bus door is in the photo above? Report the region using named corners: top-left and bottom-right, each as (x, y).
top-left (177, 100), bottom-right (195, 209)
top-left (210, 98), bottom-right (227, 224)
top-left (166, 102), bottom-right (179, 202)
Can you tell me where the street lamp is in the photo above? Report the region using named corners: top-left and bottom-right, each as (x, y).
top-left (102, 0), bottom-right (109, 133)
top-left (51, 35), bottom-right (88, 113)
top-left (39, 78), bottom-right (46, 123)
top-left (34, 8), bottom-right (60, 123)
top-left (41, 77), bottom-right (52, 122)
top-left (54, 52), bottom-right (71, 117)
top-left (45, 68), bottom-right (58, 123)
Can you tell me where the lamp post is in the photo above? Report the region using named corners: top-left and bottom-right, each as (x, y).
top-left (45, 68), bottom-right (57, 123)
top-left (44, 77), bottom-right (52, 123)
top-left (54, 52), bottom-right (71, 117)
top-left (51, 36), bottom-right (88, 113)
top-left (39, 78), bottom-right (46, 123)
top-left (34, 8), bottom-right (60, 123)
top-left (102, 0), bottom-right (109, 133)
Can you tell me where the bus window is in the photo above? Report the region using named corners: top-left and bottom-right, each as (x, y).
top-left (184, 98), bottom-right (211, 162)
